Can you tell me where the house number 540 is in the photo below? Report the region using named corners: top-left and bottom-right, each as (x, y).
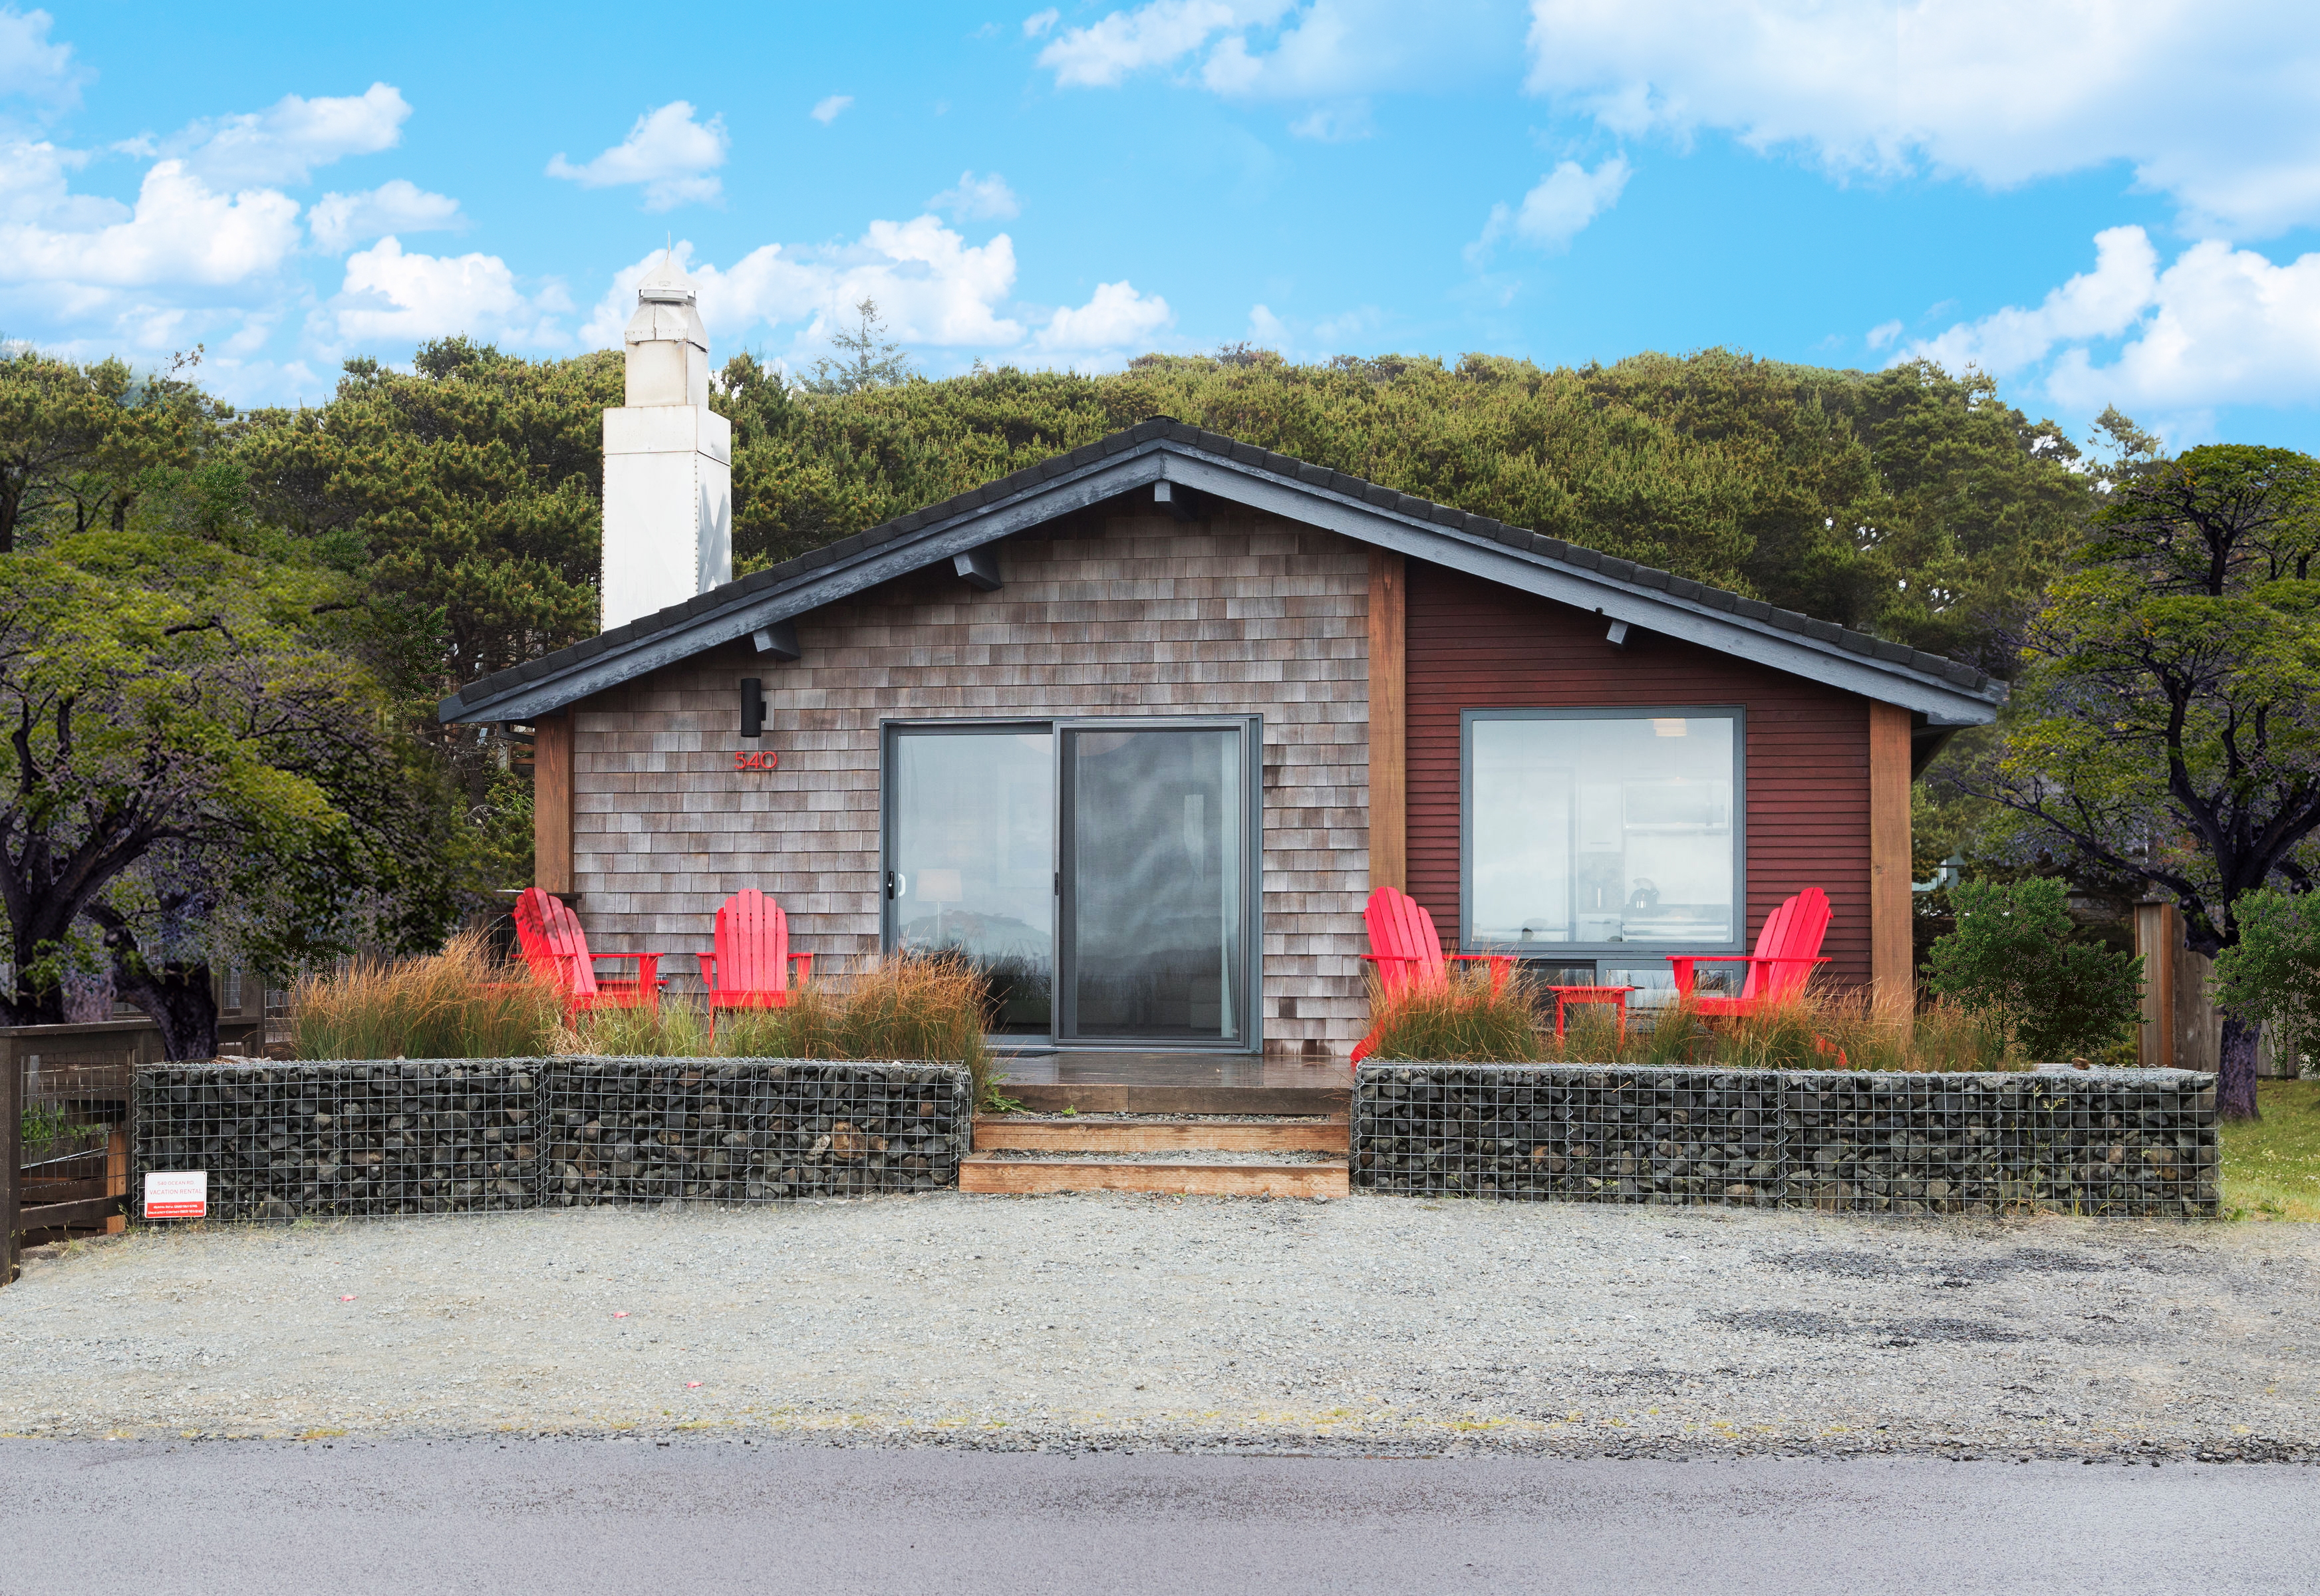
top-left (734, 750), bottom-right (778, 771)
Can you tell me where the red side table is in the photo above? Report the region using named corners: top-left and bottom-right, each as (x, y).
top-left (1546, 984), bottom-right (1639, 1041)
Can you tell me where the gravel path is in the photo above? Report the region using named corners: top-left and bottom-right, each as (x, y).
top-left (3, 1196), bottom-right (2313, 1460)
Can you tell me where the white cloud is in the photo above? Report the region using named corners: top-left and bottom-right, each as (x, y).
top-left (583, 217), bottom-right (1028, 354)
top-left (1471, 154), bottom-right (1628, 256)
top-left (547, 102), bottom-right (727, 210)
top-left (929, 170), bottom-right (1020, 221)
top-left (1287, 100), bottom-right (1370, 141)
top-left (1312, 303), bottom-right (1381, 344)
top-left (1902, 227), bottom-right (2320, 416)
top-left (307, 178), bottom-right (464, 252)
top-left (1246, 303), bottom-right (1286, 342)
top-left (1036, 281), bottom-right (1175, 362)
top-left (0, 5), bottom-right (85, 116)
top-left (1906, 225), bottom-right (2158, 377)
top-left (2053, 244), bottom-right (2320, 414)
top-left (1866, 319), bottom-right (1903, 351)
top-left (1206, 0), bottom-right (1511, 98)
top-left (160, 82), bottom-right (410, 188)
top-left (1039, 1), bottom-right (1287, 88)
top-left (0, 138), bottom-right (110, 229)
top-left (324, 236), bottom-right (568, 346)
top-left (1022, 8), bottom-right (1060, 38)
top-left (0, 158), bottom-right (301, 292)
top-left (1037, 1), bottom-right (1512, 96)
top-left (810, 94), bottom-right (854, 124)
top-left (1524, 0), bottom-right (2320, 236)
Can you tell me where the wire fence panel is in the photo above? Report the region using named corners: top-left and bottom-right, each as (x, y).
top-left (1352, 1064), bottom-right (2220, 1218)
top-left (545, 1061), bottom-right (968, 1205)
top-left (132, 1058), bottom-right (970, 1221)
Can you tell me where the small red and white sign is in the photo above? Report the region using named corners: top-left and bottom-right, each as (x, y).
top-left (144, 1170), bottom-right (208, 1220)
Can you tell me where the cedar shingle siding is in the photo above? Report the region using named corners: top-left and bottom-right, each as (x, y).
top-left (568, 507), bottom-right (1374, 1056)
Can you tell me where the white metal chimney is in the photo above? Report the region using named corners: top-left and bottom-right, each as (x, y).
top-left (600, 253), bottom-right (732, 632)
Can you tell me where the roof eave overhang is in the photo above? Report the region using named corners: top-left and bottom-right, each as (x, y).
top-left (1156, 451), bottom-right (2005, 727)
top-left (442, 436), bottom-right (2005, 728)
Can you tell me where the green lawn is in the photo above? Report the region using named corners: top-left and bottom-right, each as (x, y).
top-left (2222, 1080), bottom-right (2320, 1220)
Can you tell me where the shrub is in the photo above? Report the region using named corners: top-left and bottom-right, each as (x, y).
top-left (292, 931), bottom-right (563, 1060)
top-left (19, 1101), bottom-right (106, 1160)
top-left (2211, 888), bottom-right (2320, 1078)
top-left (1921, 877), bottom-right (2142, 1061)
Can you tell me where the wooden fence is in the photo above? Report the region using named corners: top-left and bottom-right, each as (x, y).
top-left (3, 1016), bottom-right (265, 1286)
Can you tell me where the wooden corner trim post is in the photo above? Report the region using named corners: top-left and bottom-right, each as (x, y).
top-left (1867, 701), bottom-right (1912, 1013)
top-left (534, 712), bottom-right (575, 898)
top-left (3, 1031), bottom-right (20, 1286)
top-left (2134, 900), bottom-right (2177, 1069)
top-left (1367, 548), bottom-right (1407, 896)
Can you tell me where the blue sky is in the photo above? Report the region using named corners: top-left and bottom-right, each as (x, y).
top-left (6, 1), bottom-right (2319, 450)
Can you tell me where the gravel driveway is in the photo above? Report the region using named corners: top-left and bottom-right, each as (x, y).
top-left (3, 1196), bottom-right (2313, 1460)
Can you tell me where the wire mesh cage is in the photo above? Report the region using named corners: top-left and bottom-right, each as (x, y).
top-left (132, 1058), bottom-right (970, 1220)
top-left (543, 1060), bottom-right (968, 1205)
top-left (1351, 1064), bottom-right (2220, 1217)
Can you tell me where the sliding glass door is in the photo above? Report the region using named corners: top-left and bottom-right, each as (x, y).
top-left (883, 718), bottom-right (1257, 1048)
top-left (1060, 724), bottom-right (1250, 1045)
top-left (886, 726), bottom-right (1056, 1037)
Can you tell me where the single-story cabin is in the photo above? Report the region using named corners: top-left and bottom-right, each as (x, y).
top-left (441, 413), bottom-right (2003, 1061)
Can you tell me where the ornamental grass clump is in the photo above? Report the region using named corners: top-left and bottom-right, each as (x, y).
top-left (1364, 969), bottom-right (2020, 1072)
top-left (554, 952), bottom-right (999, 1105)
top-left (552, 997), bottom-right (715, 1058)
top-left (715, 954), bottom-right (997, 1105)
top-left (1367, 966), bottom-right (1544, 1063)
top-left (292, 930), bottom-right (562, 1060)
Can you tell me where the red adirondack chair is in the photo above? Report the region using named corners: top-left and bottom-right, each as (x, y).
top-left (511, 887), bottom-right (664, 1012)
top-left (1667, 888), bottom-right (1832, 1017)
top-left (696, 888), bottom-right (813, 1031)
top-left (1351, 886), bottom-right (1517, 1063)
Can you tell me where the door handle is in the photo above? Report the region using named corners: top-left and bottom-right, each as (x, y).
top-left (887, 870), bottom-right (907, 900)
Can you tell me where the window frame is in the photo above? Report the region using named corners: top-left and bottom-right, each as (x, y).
top-left (1458, 705), bottom-right (1748, 962)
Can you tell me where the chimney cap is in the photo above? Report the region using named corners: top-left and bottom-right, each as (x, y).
top-left (636, 249), bottom-right (697, 305)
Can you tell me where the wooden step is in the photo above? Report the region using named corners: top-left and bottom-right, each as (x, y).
top-left (973, 1117), bottom-right (1348, 1153)
top-left (1000, 1084), bottom-right (1349, 1116)
top-left (960, 1154), bottom-right (1349, 1198)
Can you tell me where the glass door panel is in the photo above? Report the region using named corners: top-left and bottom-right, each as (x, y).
top-left (1060, 726), bottom-right (1246, 1043)
top-left (887, 727), bottom-right (1054, 1037)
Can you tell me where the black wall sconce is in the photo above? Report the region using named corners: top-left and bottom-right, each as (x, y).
top-left (740, 678), bottom-right (766, 739)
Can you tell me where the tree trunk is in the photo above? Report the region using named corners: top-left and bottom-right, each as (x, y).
top-left (2218, 1013), bottom-right (2261, 1122)
top-left (0, 985), bottom-right (68, 1027)
top-left (109, 954), bottom-right (220, 1061)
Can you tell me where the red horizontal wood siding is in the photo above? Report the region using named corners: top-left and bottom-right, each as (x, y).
top-left (1405, 562), bottom-right (1874, 988)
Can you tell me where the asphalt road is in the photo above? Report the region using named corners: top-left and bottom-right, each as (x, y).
top-left (1, 1441), bottom-right (2310, 1595)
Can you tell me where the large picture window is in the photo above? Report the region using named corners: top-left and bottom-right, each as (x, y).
top-left (1463, 708), bottom-right (1743, 954)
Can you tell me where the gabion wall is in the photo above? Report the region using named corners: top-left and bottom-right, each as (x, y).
top-left (132, 1058), bottom-right (970, 1220)
top-left (1353, 1064), bottom-right (2219, 1217)
top-left (545, 1060), bottom-right (966, 1204)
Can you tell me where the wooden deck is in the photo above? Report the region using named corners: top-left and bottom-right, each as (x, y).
top-left (969, 1054), bottom-right (1353, 1196)
top-left (989, 1051), bottom-right (1351, 1116)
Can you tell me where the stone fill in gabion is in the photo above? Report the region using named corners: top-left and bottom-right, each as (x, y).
top-left (543, 1059), bottom-right (966, 1204)
top-left (132, 1059), bottom-right (970, 1221)
top-left (1352, 1064), bottom-right (2220, 1217)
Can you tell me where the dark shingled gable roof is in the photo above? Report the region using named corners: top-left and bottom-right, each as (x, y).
top-left (440, 417), bottom-right (2006, 724)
